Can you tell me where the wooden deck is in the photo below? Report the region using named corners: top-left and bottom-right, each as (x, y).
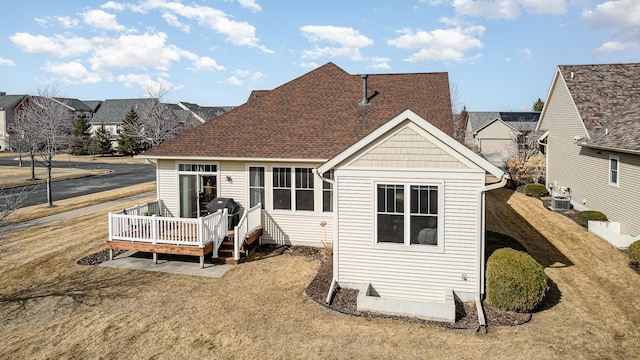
top-left (214, 228), bottom-right (263, 265)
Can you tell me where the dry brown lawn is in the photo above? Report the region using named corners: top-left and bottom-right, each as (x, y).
top-left (0, 152), bottom-right (147, 165)
top-left (0, 188), bottom-right (638, 359)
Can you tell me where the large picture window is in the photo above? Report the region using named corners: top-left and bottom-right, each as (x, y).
top-left (271, 167), bottom-right (315, 211)
top-left (376, 183), bottom-right (440, 246)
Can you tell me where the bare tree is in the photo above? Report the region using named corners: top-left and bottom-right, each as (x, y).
top-left (139, 84), bottom-right (180, 148)
top-left (14, 88), bottom-right (74, 207)
top-left (503, 121), bottom-right (545, 185)
top-left (0, 187), bottom-right (29, 226)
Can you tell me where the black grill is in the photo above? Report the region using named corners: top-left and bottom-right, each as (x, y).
top-left (205, 197), bottom-right (241, 230)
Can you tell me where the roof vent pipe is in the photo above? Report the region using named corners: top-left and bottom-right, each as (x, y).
top-left (360, 74), bottom-right (369, 106)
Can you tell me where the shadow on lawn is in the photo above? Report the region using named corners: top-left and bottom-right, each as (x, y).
top-left (486, 189), bottom-right (573, 269)
top-left (0, 270), bottom-right (148, 320)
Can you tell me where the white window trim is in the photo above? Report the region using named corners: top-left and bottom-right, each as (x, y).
top-left (609, 155), bottom-right (620, 188)
top-left (247, 165), bottom-right (266, 209)
top-left (373, 180), bottom-right (445, 253)
top-left (269, 166), bottom-right (316, 213)
top-left (176, 162), bottom-right (220, 218)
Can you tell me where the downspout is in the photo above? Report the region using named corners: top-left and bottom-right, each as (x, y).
top-left (476, 174), bottom-right (508, 331)
top-left (314, 168), bottom-right (338, 305)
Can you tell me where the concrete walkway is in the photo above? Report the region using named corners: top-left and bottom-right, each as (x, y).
top-left (1, 191), bottom-right (234, 278)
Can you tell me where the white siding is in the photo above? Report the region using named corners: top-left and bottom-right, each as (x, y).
top-left (157, 159), bottom-right (178, 217)
top-left (336, 170), bottom-right (484, 302)
top-left (219, 161), bottom-right (248, 207)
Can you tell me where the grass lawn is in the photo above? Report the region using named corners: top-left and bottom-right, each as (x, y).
top-left (0, 188), bottom-right (638, 358)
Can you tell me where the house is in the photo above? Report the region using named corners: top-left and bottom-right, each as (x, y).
top-left (89, 98), bottom-right (154, 149)
top-left (0, 92), bottom-right (26, 151)
top-left (536, 63), bottom-right (640, 249)
top-left (465, 111), bottom-right (541, 166)
top-left (114, 63), bottom-right (507, 323)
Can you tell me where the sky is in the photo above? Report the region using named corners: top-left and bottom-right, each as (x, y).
top-left (1, 0), bottom-right (638, 112)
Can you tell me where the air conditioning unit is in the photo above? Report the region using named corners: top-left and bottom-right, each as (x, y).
top-left (552, 195), bottom-right (571, 210)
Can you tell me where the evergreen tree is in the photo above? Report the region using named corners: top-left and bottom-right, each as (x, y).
top-left (117, 108), bottom-right (146, 156)
top-left (532, 98), bottom-right (544, 112)
top-left (94, 123), bottom-right (112, 156)
top-left (70, 111), bottom-right (92, 155)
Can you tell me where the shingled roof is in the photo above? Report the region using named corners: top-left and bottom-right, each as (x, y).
top-left (143, 62), bottom-right (453, 160)
top-left (559, 63), bottom-right (640, 153)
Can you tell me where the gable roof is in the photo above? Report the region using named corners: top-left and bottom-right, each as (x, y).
top-left (142, 62), bottom-right (453, 160)
top-left (318, 109), bottom-right (505, 178)
top-left (556, 63), bottom-right (640, 153)
top-left (466, 112), bottom-right (500, 132)
top-left (0, 94), bottom-right (26, 110)
top-left (90, 98), bottom-right (153, 124)
top-left (468, 111), bottom-right (540, 134)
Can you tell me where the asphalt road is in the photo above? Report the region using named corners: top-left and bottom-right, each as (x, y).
top-left (0, 158), bottom-right (156, 208)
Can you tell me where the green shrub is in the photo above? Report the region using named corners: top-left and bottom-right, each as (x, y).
top-left (628, 240), bottom-right (640, 263)
top-left (524, 183), bottom-right (547, 198)
top-left (576, 210), bottom-right (607, 227)
top-left (486, 248), bottom-right (549, 312)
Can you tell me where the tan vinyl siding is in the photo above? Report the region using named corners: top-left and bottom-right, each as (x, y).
top-left (336, 169), bottom-right (484, 302)
top-left (219, 161), bottom-right (247, 207)
top-left (476, 120), bottom-right (515, 139)
top-left (261, 211), bottom-right (334, 247)
top-left (349, 126), bottom-right (467, 169)
top-left (157, 159), bottom-right (178, 217)
top-left (544, 75), bottom-right (640, 236)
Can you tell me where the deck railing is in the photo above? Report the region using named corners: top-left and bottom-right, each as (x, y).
top-left (234, 203), bottom-right (262, 261)
top-left (108, 200), bottom-right (228, 256)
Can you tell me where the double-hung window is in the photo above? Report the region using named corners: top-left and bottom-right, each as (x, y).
top-left (376, 183), bottom-right (440, 246)
top-left (249, 166), bottom-right (265, 209)
top-left (272, 167), bottom-right (315, 211)
top-left (322, 170), bottom-right (334, 212)
top-left (272, 167), bottom-right (291, 210)
top-left (609, 156), bottom-right (619, 187)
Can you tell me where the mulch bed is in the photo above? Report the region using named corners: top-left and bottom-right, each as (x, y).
top-left (278, 245), bottom-right (531, 329)
top-left (77, 249), bottom-right (126, 266)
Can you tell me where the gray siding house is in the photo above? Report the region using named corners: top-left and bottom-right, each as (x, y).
top-left (536, 63), bottom-right (640, 248)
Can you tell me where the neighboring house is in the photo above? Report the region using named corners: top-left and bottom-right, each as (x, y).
top-left (536, 63), bottom-right (640, 248)
top-left (126, 62), bottom-right (507, 323)
top-left (0, 92), bottom-right (26, 151)
top-left (89, 98), bottom-right (152, 149)
top-left (176, 102), bottom-right (233, 122)
top-left (465, 111), bottom-right (541, 166)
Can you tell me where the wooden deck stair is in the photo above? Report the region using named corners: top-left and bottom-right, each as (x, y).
top-left (214, 228), bottom-right (263, 265)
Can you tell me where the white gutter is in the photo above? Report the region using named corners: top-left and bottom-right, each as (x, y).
top-left (314, 168), bottom-right (338, 305)
top-left (476, 174), bottom-right (508, 331)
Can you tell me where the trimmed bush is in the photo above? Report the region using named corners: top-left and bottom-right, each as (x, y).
top-left (628, 240), bottom-right (640, 263)
top-left (486, 248), bottom-right (549, 312)
top-left (524, 183), bottom-right (547, 198)
top-left (577, 210), bottom-right (607, 227)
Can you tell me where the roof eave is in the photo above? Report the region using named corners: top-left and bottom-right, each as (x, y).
top-left (578, 142), bottom-right (640, 156)
top-left (135, 154), bottom-right (329, 163)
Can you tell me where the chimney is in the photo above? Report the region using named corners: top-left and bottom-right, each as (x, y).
top-left (360, 74), bottom-right (369, 106)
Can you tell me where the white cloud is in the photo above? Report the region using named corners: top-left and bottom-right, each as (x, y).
top-left (82, 9), bottom-right (126, 31)
top-left (89, 32), bottom-right (181, 72)
top-left (452, 0), bottom-right (566, 19)
top-left (0, 57), bottom-right (15, 66)
top-left (232, 69), bottom-right (264, 81)
top-left (116, 73), bottom-right (179, 94)
top-left (300, 25), bottom-right (373, 61)
top-left (162, 12), bottom-right (191, 32)
top-left (41, 61), bottom-right (101, 83)
top-left (369, 57), bottom-right (391, 69)
top-left (583, 0), bottom-right (640, 54)
top-left (387, 26), bottom-right (485, 63)
top-left (134, 0), bottom-right (272, 52)
top-left (519, 48), bottom-right (532, 58)
top-left (56, 16), bottom-right (79, 28)
top-left (101, 1), bottom-right (125, 11)
top-left (226, 76), bottom-right (242, 85)
top-left (298, 62), bottom-right (319, 68)
top-left (250, 71), bottom-right (264, 81)
top-left (10, 32), bottom-right (92, 57)
top-left (190, 56), bottom-right (225, 72)
top-left (237, 0), bottom-right (262, 12)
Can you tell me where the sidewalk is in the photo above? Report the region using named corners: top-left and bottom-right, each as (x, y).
top-left (0, 191), bottom-right (154, 236)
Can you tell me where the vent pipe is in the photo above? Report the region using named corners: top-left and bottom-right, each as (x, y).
top-left (360, 74), bottom-right (369, 106)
